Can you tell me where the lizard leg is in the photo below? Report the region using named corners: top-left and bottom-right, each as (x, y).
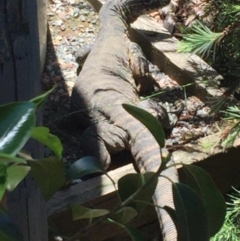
top-left (74, 44), bottom-right (93, 75)
top-left (128, 42), bottom-right (149, 78)
top-left (128, 42), bottom-right (154, 94)
top-left (128, 42), bottom-right (164, 94)
top-left (137, 98), bottom-right (179, 129)
top-left (81, 123), bottom-right (128, 170)
top-left (128, 42), bottom-right (179, 93)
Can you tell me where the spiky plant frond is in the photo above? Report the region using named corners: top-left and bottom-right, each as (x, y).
top-left (218, 105), bottom-right (240, 148)
top-left (223, 3), bottom-right (240, 16)
top-left (221, 105), bottom-right (240, 120)
top-left (211, 188), bottom-right (240, 241)
top-left (177, 21), bottom-right (224, 59)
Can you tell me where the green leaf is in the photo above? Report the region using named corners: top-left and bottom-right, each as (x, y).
top-left (110, 207), bottom-right (137, 224)
top-left (122, 104), bottom-right (165, 148)
top-left (31, 127), bottom-right (63, 158)
top-left (118, 172), bottom-right (157, 212)
top-left (6, 165), bottom-right (31, 192)
top-left (108, 219), bottom-right (147, 241)
top-left (0, 102), bottom-right (36, 156)
top-left (0, 205), bottom-right (24, 241)
top-left (0, 164), bottom-right (7, 200)
top-left (172, 183), bottom-right (209, 241)
top-left (0, 153), bottom-right (26, 164)
top-left (182, 165), bottom-right (226, 237)
top-left (30, 87), bottom-right (55, 109)
top-left (71, 204), bottom-right (109, 220)
top-left (0, 164), bottom-right (7, 185)
top-left (66, 156), bottom-right (106, 181)
top-left (0, 183), bottom-right (6, 201)
top-left (28, 156), bottom-right (65, 200)
top-left (122, 226), bottom-right (147, 241)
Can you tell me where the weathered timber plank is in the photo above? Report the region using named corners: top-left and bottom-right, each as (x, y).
top-left (130, 18), bottom-right (224, 102)
top-left (48, 164), bottom-right (136, 216)
top-left (48, 132), bottom-right (240, 215)
top-left (85, 0), bottom-right (224, 103)
top-left (0, 0), bottom-right (48, 240)
top-left (174, 133), bottom-right (240, 193)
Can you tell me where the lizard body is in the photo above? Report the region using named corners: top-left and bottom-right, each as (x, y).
top-left (71, 0), bottom-right (179, 240)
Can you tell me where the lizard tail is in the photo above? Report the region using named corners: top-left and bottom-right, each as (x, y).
top-left (130, 129), bottom-right (178, 241)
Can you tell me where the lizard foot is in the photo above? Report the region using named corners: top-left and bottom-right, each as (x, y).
top-left (74, 44), bottom-right (93, 75)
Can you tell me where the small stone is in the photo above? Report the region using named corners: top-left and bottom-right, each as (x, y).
top-left (55, 19), bottom-right (63, 26)
top-left (172, 128), bottom-right (180, 135)
top-left (73, 8), bottom-right (80, 18)
top-left (196, 109), bottom-right (208, 117)
top-left (201, 126), bottom-right (209, 134)
top-left (47, 12), bottom-right (55, 16)
top-left (89, 11), bottom-right (96, 16)
top-left (81, 10), bottom-right (89, 15)
top-left (91, 19), bottom-right (97, 24)
top-left (60, 25), bottom-right (66, 31)
top-left (69, 0), bottom-right (78, 5)
top-left (80, 16), bottom-right (86, 22)
top-left (57, 10), bottom-right (66, 20)
top-left (78, 38), bottom-right (85, 43)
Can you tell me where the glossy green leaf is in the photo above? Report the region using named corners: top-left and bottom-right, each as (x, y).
top-left (0, 183), bottom-right (6, 201)
top-left (31, 127), bottom-right (63, 158)
top-left (71, 204), bottom-right (109, 220)
top-left (0, 205), bottom-right (24, 241)
top-left (0, 153), bottom-right (26, 164)
top-left (118, 172), bottom-right (157, 212)
top-left (110, 207), bottom-right (137, 224)
top-left (182, 165), bottom-right (226, 236)
top-left (0, 164), bottom-right (7, 185)
top-left (172, 183), bottom-right (209, 241)
top-left (30, 87), bottom-right (55, 109)
top-left (66, 156), bottom-right (105, 181)
top-left (108, 219), bottom-right (147, 241)
top-left (6, 165), bottom-right (31, 192)
top-left (122, 104), bottom-right (165, 148)
top-left (0, 102), bottom-right (35, 155)
top-left (0, 164), bottom-right (7, 200)
top-left (28, 157), bottom-right (65, 200)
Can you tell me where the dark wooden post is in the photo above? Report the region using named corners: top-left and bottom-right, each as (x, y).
top-left (0, 0), bottom-right (48, 240)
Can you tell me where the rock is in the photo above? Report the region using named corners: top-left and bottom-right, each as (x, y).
top-left (78, 38), bottom-right (85, 43)
top-left (55, 19), bottom-right (63, 26)
top-left (69, 0), bottom-right (79, 5)
top-left (73, 8), bottom-right (80, 18)
top-left (80, 16), bottom-right (86, 22)
top-left (60, 25), bottom-right (66, 31)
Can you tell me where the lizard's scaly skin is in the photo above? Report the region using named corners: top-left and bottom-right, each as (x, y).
top-left (71, 0), bottom-right (178, 240)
